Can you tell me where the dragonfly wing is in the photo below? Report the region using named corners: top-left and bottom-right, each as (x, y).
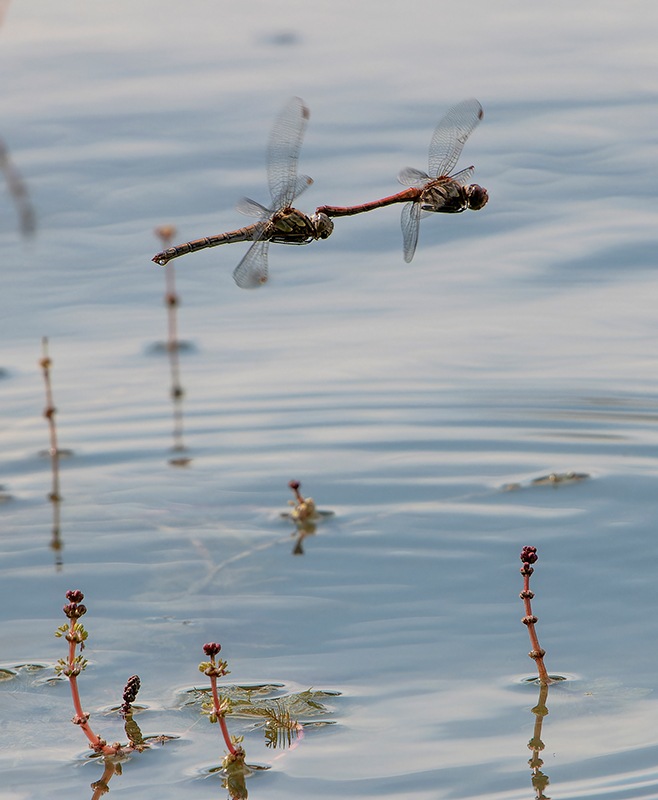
top-left (236, 196), bottom-right (271, 218)
top-left (401, 200), bottom-right (421, 263)
top-left (233, 239), bottom-right (269, 289)
top-left (398, 167), bottom-right (430, 187)
top-left (428, 98), bottom-right (483, 178)
top-left (450, 166), bottom-right (475, 186)
top-left (293, 174), bottom-right (313, 200)
top-left (267, 97), bottom-right (310, 210)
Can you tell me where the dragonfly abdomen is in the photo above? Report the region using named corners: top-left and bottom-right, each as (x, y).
top-left (152, 223), bottom-right (263, 266)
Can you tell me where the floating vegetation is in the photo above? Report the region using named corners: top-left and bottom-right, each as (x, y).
top-left (502, 471), bottom-right (590, 491)
top-left (283, 479), bottom-right (335, 523)
top-left (183, 681), bottom-right (338, 751)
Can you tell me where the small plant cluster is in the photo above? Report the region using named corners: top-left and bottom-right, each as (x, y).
top-left (53, 545), bottom-right (558, 795)
top-left (198, 642), bottom-right (245, 767)
top-left (54, 590), bottom-right (145, 757)
top-left (287, 480), bottom-right (318, 524)
top-left (285, 480), bottom-right (336, 554)
top-left (54, 589), bottom-right (324, 796)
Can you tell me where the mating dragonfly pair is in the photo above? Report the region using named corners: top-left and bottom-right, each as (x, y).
top-left (152, 97), bottom-right (488, 288)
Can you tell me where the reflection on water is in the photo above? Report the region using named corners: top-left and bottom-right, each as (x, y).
top-left (150, 226), bottom-right (193, 466)
top-left (0, 136), bottom-right (36, 239)
top-left (526, 681), bottom-right (551, 800)
top-left (38, 338), bottom-right (69, 569)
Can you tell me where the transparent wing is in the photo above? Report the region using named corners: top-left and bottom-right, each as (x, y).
top-left (233, 239), bottom-right (269, 289)
top-left (428, 98), bottom-right (483, 178)
top-left (449, 166), bottom-right (476, 186)
top-left (398, 167), bottom-right (430, 187)
top-left (236, 196), bottom-right (271, 218)
top-left (293, 174), bottom-right (313, 200)
top-left (401, 200), bottom-right (421, 263)
top-left (267, 96), bottom-right (310, 210)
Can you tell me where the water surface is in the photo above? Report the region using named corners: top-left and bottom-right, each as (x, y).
top-left (2, 2), bottom-right (658, 798)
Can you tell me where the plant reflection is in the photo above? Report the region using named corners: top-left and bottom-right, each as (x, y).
top-left (291, 518), bottom-right (317, 555)
top-left (153, 226), bottom-right (193, 467)
top-left (0, 137), bottom-right (36, 238)
top-left (87, 732), bottom-right (179, 799)
top-left (39, 338), bottom-right (73, 569)
top-left (526, 680), bottom-right (551, 800)
top-left (222, 754), bottom-right (250, 800)
top-left (89, 754), bottom-right (121, 799)
top-left (48, 451), bottom-right (63, 570)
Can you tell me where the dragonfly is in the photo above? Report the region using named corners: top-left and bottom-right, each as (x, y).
top-left (152, 97), bottom-right (333, 288)
top-left (316, 98), bottom-right (488, 262)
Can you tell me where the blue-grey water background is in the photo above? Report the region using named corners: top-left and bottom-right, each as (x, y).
top-left (2, 1), bottom-right (658, 798)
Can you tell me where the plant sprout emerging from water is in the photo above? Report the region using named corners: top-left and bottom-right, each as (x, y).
top-left (198, 642), bottom-right (245, 767)
top-left (287, 480), bottom-right (318, 523)
top-left (285, 480), bottom-right (335, 554)
top-left (519, 547), bottom-right (551, 685)
top-left (54, 590), bottom-right (146, 756)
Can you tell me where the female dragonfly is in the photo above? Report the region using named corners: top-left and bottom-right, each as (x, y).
top-left (153, 97), bottom-right (333, 288)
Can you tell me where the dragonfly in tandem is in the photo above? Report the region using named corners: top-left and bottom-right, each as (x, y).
top-left (152, 97), bottom-right (333, 289)
top-left (316, 98), bottom-right (488, 263)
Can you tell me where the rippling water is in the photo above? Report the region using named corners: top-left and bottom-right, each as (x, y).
top-left (2, 1), bottom-right (658, 798)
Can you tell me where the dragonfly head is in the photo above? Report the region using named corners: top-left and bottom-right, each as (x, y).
top-left (310, 212), bottom-right (334, 240)
top-left (465, 184), bottom-right (488, 211)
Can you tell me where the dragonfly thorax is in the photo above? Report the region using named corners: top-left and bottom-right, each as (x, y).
top-left (419, 178), bottom-right (488, 214)
top-left (268, 207), bottom-right (333, 244)
top-left (420, 180), bottom-right (469, 214)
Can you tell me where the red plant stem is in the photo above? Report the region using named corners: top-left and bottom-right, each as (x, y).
top-left (289, 480), bottom-right (304, 504)
top-left (66, 619), bottom-right (117, 754)
top-left (208, 671), bottom-right (238, 756)
top-left (521, 572), bottom-right (551, 685)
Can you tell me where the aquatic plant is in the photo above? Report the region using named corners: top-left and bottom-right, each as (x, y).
top-left (285, 480), bottom-right (336, 553)
top-left (54, 590), bottom-right (146, 756)
top-left (519, 546), bottom-right (551, 685)
top-left (287, 479), bottom-right (317, 523)
top-left (198, 642), bottom-right (245, 766)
